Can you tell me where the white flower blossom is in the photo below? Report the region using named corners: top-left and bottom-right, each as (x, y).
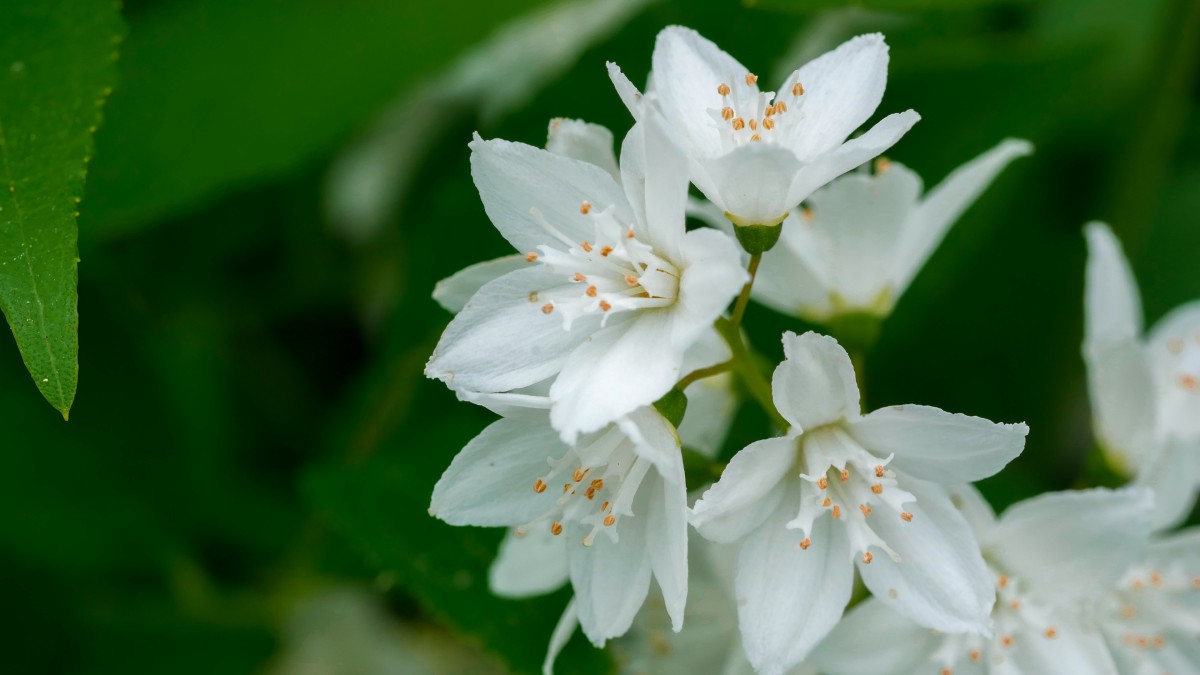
top-left (607, 26), bottom-right (919, 227)
top-left (1084, 222), bottom-right (1200, 528)
top-left (425, 115), bottom-right (747, 444)
top-left (813, 487), bottom-right (1159, 675)
top-left (689, 331), bottom-right (1028, 674)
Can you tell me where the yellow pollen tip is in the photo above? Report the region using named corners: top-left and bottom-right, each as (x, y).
top-left (862, 551), bottom-right (873, 564)
top-left (525, 252), bottom-right (539, 262)
top-left (580, 241), bottom-right (593, 252)
top-left (763, 118), bottom-right (775, 130)
top-left (586, 286), bottom-right (598, 297)
top-left (764, 105), bottom-right (775, 117)
top-left (859, 504), bottom-right (872, 517)
top-left (603, 514), bottom-right (616, 526)
top-left (802, 207), bottom-right (814, 222)
top-left (799, 538), bottom-right (811, 550)
top-left (870, 484), bottom-right (883, 494)
top-left (591, 478), bottom-right (604, 489)
top-left (601, 500), bottom-right (610, 511)
top-left (550, 522), bottom-right (563, 536)
top-left (874, 465), bottom-right (885, 478)
top-left (584, 487), bottom-right (596, 499)
top-left (721, 106), bottom-right (734, 120)
top-left (831, 505), bottom-right (842, 519)
top-left (573, 467), bottom-right (588, 482)
top-left (563, 483), bottom-right (571, 494)
top-left (792, 82), bottom-right (804, 96)
top-left (528, 292), bottom-right (539, 302)
top-left (748, 118), bottom-right (758, 130)
top-left (875, 157), bottom-right (891, 173)
top-left (774, 101), bottom-right (787, 114)
top-left (573, 272), bottom-right (586, 282)
top-left (1010, 600), bottom-right (1022, 610)
top-left (900, 512), bottom-right (913, 522)
top-left (599, 300), bottom-right (612, 311)
top-left (1001, 636), bottom-right (1014, 648)
top-left (969, 650), bottom-right (981, 663)
top-left (822, 497), bottom-right (832, 507)
top-left (1180, 374), bottom-right (1198, 391)
top-left (533, 479), bottom-right (547, 493)
top-left (1044, 628), bottom-right (1057, 639)
top-left (580, 200), bottom-right (591, 214)
top-left (840, 469), bottom-right (849, 482)
top-left (940, 669), bottom-right (952, 675)
top-left (998, 575), bottom-right (1009, 588)
top-left (600, 245), bottom-right (613, 256)
top-left (817, 477), bottom-right (828, 490)
top-left (731, 117), bottom-right (745, 131)
top-left (541, 304), bottom-right (554, 314)
top-left (745, 72), bottom-right (757, 85)
top-left (750, 134), bottom-right (761, 142)
top-left (626, 229), bottom-right (635, 239)
top-left (717, 83), bottom-right (730, 96)
top-left (625, 274), bottom-right (638, 286)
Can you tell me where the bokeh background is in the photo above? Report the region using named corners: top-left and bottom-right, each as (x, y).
top-left (3, 0), bottom-right (1198, 672)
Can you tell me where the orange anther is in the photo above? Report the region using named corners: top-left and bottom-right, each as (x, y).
top-left (541, 304), bottom-right (554, 314)
top-left (721, 106), bottom-right (734, 120)
top-left (551, 522), bottom-right (563, 535)
top-left (862, 551), bottom-right (874, 564)
top-left (533, 479), bottom-right (547, 493)
top-left (525, 251), bottom-right (539, 262)
top-left (600, 245), bottom-right (613, 257)
top-left (603, 514), bottom-right (616, 526)
top-left (586, 286), bottom-right (598, 297)
top-left (732, 118), bottom-right (745, 131)
top-left (870, 484), bottom-right (883, 494)
top-left (900, 512), bottom-right (913, 522)
top-left (745, 73), bottom-right (758, 85)
top-left (580, 241), bottom-right (593, 252)
top-left (599, 300), bottom-right (612, 311)
top-left (580, 200), bottom-right (592, 214)
top-left (859, 504), bottom-right (872, 517)
top-left (799, 538), bottom-right (811, 550)
top-left (792, 82), bottom-right (804, 96)
top-left (717, 83), bottom-right (731, 96)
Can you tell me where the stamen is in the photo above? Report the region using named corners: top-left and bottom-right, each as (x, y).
top-left (586, 286), bottom-right (598, 297)
top-left (541, 304), bottom-right (554, 314)
top-left (774, 101), bottom-right (787, 113)
top-left (940, 669), bottom-right (952, 675)
top-left (870, 484), bottom-right (883, 494)
top-left (584, 487), bottom-right (596, 499)
top-left (763, 118), bottom-right (775, 130)
top-left (1150, 572), bottom-right (1163, 586)
top-left (875, 157), bottom-right (891, 174)
top-left (802, 207), bottom-right (814, 222)
top-left (840, 469), bottom-right (850, 482)
top-left (792, 82), bottom-right (804, 96)
top-left (590, 478), bottom-right (604, 490)
top-left (528, 292), bottom-right (538, 302)
top-left (1180, 374), bottom-right (1198, 391)
top-left (1044, 628), bottom-right (1057, 639)
top-left (750, 134), bottom-right (761, 142)
top-left (601, 500), bottom-right (610, 511)
top-left (817, 477), bottom-right (828, 490)
top-left (625, 274), bottom-right (638, 286)
top-left (969, 650), bottom-right (981, 663)
top-left (822, 497), bottom-right (832, 507)
top-left (721, 106), bottom-right (734, 120)
top-left (1001, 636), bottom-right (1014, 648)
top-left (745, 73), bottom-right (757, 85)
top-left (875, 465), bottom-right (885, 478)
top-left (717, 83), bottom-right (730, 96)
top-left (859, 504), bottom-right (872, 517)
top-left (550, 522), bottom-right (563, 536)
top-left (626, 229), bottom-right (635, 239)
top-left (731, 118), bottom-right (745, 131)
top-left (603, 514), bottom-right (616, 526)
top-left (580, 241), bottom-right (593, 253)
top-left (533, 479), bottom-right (547, 494)
top-left (1010, 600), bottom-right (1022, 611)
top-left (563, 483), bottom-right (571, 494)
top-left (573, 467), bottom-right (589, 482)
top-left (573, 272), bottom-right (586, 282)
top-left (748, 118), bottom-right (758, 131)
top-left (600, 245), bottom-right (613, 257)
top-left (862, 551), bottom-right (873, 564)
top-left (580, 200), bottom-right (591, 215)
top-left (599, 300), bottom-right (612, 311)
top-left (764, 105), bottom-right (775, 117)
top-left (900, 512), bottom-right (913, 522)
top-left (525, 251), bottom-right (539, 262)
top-left (998, 575), bottom-right (1009, 588)
top-left (799, 538), bottom-right (811, 550)
top-left (831, 505), bottom-right (842, 519)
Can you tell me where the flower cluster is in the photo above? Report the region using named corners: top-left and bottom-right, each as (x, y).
top-left (424, 25), bottom-right (1199, 675)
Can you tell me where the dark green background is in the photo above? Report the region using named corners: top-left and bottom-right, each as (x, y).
top-left (2, 0), bottom-right (1197, 672)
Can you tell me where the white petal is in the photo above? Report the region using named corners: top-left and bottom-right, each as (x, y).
top-left (773, 331), bottom-right (860, 431)
top-left (674, 227), bottom-right (750, 346)
top-left (1146, 299), bottom-right (1200, 440)
top-left (690, 436), bottom-right (797, 542)
top-left (986, 487), bottom-right (1154, 600)
top-left (568, 492), bottom-right (654, 645)
top-left (751, 211), bottom-right (832, 319)
top-left (432, 255), bottom-right (526, 314)
top-left (892, 139), bottom-right (1032, 297)
top-left (736, 501), bottom-right (854, 675)
top-left (645, 469), bottom-right (690, 632)
top-left (679, 372), bottom-right (738, 458)
top-left (619, 116), bottom-right (690, 256)
top-left (650, 26), bottom-right (755, 160)
top-left (947, 483), bottom-right (998, 538)
top-left (429, 416), bottom-right (565, 527)
top-left (545, 118), bottom-right (619, 179)
top-left (1083, 222), bottom-right (1143, 347)
top-left (457, 388), bottom-right (552, 419)
top-left (1008, 617), bottom-right (1119, 675)
top-left (847, 404), bottom-right (1027, 484)
top-left (1145, 526), bottom-right (1200, 572)
top-left (856, 477), bottom-right (994, 634)
top-left (549, 311), bottom-right (683, 444)
top-left (803, 166), bottom-right (922, 309)
top-left (489, 527), bottom-right (569, 598)
top-left (425, 266), bottom-right (600, 393)
top-left (699, 142), bottom-right (803, 225)
top-left (606, 61), bottom-right (644, 119)
top-left (779, 33), bottom-right (890, 160)
top-left (810, 599), bottom-right (941, 675)
top-left (785, 110), bottom-right (921, 207)
top-left (1084, 339), bottom-right (1158, 470)
top-left (470, 135), bottom-right (633, 254)
top-left (1134, 436), bottom-right (1200, 530)
top-left (617, 407), bottom-right (683, 483)
top-left (543, 599), bottom-right (579, 675)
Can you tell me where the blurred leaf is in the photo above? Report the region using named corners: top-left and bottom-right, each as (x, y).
top-left (83, 0), bottom-right (548, 238)
top-left (0, 0), bottom-right (124, 416)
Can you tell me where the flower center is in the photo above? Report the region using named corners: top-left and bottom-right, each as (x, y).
top-left (518, 424), bottom-right (653, 547)
top-left (931, 574), bottom-right (1062, 673)
top-left (1105, 564), bottom-right (1200, 656)
top-left (708, 74), bottom-right (807, 152)
top-left (523, 201), bottom-right (679, 330)
top-left (786, 426), bottom-right (914, 563)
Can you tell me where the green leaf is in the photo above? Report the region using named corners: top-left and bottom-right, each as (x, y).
top-left (0, 0), bottom-right (124, 417)
top-left (83, 0), bottom-right (546, 238)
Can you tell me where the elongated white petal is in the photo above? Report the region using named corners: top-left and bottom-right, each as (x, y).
top-left (736, 502), bottom-right (854, 675)
top-left (679, 372), bottom-right (737, 458)
top-left (433, 255), bottom-right (526, 313)
top-left (457, 388), bottom-right (551, 419)
top-left (785, 110), bottom-right (920, 207)
top-left (546, 118), bottom-right (619, 179)
top-left (426, 267), bottom-right (600, 393)
top-left (618, 406), bottom-right (683, 483)
top-left (1083, 222), bottom-right (1143, 347)
top-left (804, 166), bottom-right (921, 309)
top-left (568, 492), bottom-right (654, 645)
top-left (1008, 618), bottom-right (1119, 675)
top-left (986, 487), bottom-right (1154, 600)
top-left (891, 139), bottom-right (1032, 296)
top-left (543, 599), bottom-right (579, 675)
top-left (1084, 339), bottom-right (1158, 470)
top-left (779, 33), bottom-right (890, 160)
top-left (848, 404), bottom-right (1027, 484)
top-left (690, 436), bottom-right (797, 542)
top-left (699, 142), bottom-right (803, 225)
top-left (1134, 436), bottom-right (1200, 530)
top-left (470, 135), bottom-right (633, 254)
top-left (550, 311), bottom-right (683, 444)
top-left (751, 212), bottom-right (832, 319)
top-left (947, 483), bottom-right (998, 538)
top-left (674, 227), bottom-right (750, 347)
top-left (810, 599), bottom-right (941, 675)
top-left (1146, 299), bottom-right (1200, 440)
top-left (618, 117), bottom-right (690, 256)
top-left (773, 331), bottom-right (860, 431)
top-left (645, 469), bottom-right (690, 631)
top-left (856, 477), bottom-right (994, 634)
top-left (650, 25), bottom-right (755, 159)
top-left (606, 61), bottom-right (644, 119)
top-left (490, 527), bottom-right (569, 598)
top-left (430, 416), bottom-right (566, 527)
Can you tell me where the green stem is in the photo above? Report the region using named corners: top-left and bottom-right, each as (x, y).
top-left (715, 317), bottom-right (789, 431)
top-left (729, 252), bottom-right (762, 329)
top-left (676, 360), bottom-right (733, 390)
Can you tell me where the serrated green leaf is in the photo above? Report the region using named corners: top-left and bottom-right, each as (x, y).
top-left (0, 0), bottom-right (124, 417)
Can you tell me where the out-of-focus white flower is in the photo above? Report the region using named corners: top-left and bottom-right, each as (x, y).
top-left (1084, 222), bottom-right (1200, 528)
top-left (426, 115), bottom-right (746, 444)
top-left (689, 332), bottom-right (1027, 675)
top-left (608, 27), bottom-right (919, 228)
top-left (813, 487), bottom-right (1157, 675)
top-left (430, 393), bottom-right (689, 651)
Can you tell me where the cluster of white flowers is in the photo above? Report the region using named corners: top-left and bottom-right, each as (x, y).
top-left (425, 26), bottom-right (1199, 675)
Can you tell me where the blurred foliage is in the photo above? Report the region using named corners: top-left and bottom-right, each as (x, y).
top-left (1, 0), bottom-right (1198, 672)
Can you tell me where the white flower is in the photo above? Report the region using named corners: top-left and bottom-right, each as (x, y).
top-left (1084, 222), bottom-right (1200, 528)
top-left (429, 394), bottom-right (689, 652)
top-left (812, 487), bottom-right (1157, 675)
top-left (689, 331), bottom-right (1028, 675)
top-left (425, 115), bottom-right (747, 443)
top-left (735, 139), bottom-right (1031, 322)
top-left (607, 27), bottom-right (920, 227)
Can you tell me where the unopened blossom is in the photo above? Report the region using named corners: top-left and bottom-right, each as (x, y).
top-left (690, 332), bottom-right (1027, 675)
top-left (813, 487), bottom-right (1157, 675)
top-left (740, 139), bottom-right (1031, 322)
top-left (429, 393), bottom-right (688, 650)
top-left (1084, 222), bottom-right (1200, 528)
top-left (608, 27), bottom-right (919, 228)
top-left (426, 116), bottom-right (746, 443)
